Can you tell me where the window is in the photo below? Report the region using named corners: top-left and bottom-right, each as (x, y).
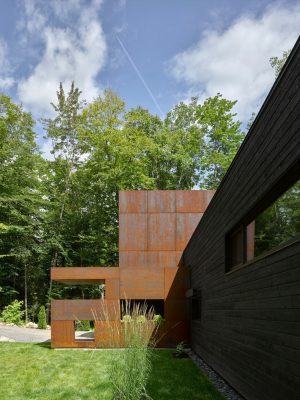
top-left (74, 320), bottom-right (95, 341)
top-left (190, 290), bottom-right (201, 320)
top-left (227, 178), bottom-right (300, 271)
top-left (253, 180), bottom-right (300, 257)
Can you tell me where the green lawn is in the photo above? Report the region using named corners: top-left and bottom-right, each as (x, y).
top-left (0, 343), bottom-right (225, 400)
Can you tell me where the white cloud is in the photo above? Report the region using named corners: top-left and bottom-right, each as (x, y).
top-left (17, 0), bottom-right (107, 114)
top-left (0, 39), bottom-right (15, 90)
top-left (40, 138), bottom-right (55, 161)
top-left (0, 78), bottom-right (15, 89)
top-left (169, 4), bottom-right (300, 122)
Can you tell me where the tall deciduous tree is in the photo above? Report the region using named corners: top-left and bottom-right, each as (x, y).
top-left (0, 94), bottom-right (44, 319)
top-left (197, 94), bottom-right (244, 188)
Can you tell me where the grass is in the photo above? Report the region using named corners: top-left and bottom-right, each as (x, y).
top-left (0, 343), bottom-right (225, 400)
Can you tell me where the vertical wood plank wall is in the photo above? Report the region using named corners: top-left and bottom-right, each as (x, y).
top-left (183, 38), bottom-right (300, 400)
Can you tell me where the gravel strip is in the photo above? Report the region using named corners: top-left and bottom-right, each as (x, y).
top-left (186, 349), bottom-right (245, 400)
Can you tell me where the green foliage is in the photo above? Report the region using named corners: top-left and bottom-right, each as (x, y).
top-left (0, 300), bottom-right (24, 325)
top-left (153, 314), bottom-right (164, 326)
top-left (174, 341), bottom-right (187, 358)
top-left (254, 180), bottom-right (300, 257)
top-left (37, 306), bottom-right (47, 329)
top-left (0, 94), bottom-right (46, 313)
top-left (197, 94), bottom-right (245, 188)
top-left (270, 49), bottom-right (291, 78)
top-left (100, 300), bottom-right (159, 400)
top-left (75, 320), bottom-right (91, 331)
top-left (0, 84), bottom-right (244, 315)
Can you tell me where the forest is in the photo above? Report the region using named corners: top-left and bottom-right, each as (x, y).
top-left (0, 83), bottom-right (245, 322)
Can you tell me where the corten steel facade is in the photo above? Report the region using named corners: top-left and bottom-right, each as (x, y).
top-left (51, 190), bottom-right (215, 348)
top-left (184, 38), bottom-right (300, 400)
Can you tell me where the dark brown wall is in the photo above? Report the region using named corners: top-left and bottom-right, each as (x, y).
top-left (183, 38), bottom-right (300, 400)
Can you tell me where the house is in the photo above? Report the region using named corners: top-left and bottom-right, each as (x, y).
top-left (51, 37), bottom-right (300, 400)
top-left (183, 37), bottom-right (300, 400)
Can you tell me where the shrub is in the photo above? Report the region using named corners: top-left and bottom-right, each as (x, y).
top-left (0, 300), bottom-right (25, 325)
top-left (75, 320), bottom-right (91, 331)
top-left (38, 306), bottom-right (47, 329)
top-left (174, 341), bottom-right (188, 358)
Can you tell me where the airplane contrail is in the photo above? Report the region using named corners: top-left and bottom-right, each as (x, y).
top-left (116, 35), bottom-right (164, 118)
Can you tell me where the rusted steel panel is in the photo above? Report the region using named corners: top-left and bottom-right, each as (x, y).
top-left (119, 268), bottom-right (165, 299)
top-left (119, 213), bottom-right (147, 251)
top-left (164, 267), bottom-right (188, 299)
top-left (51, 300), bottom-right (120, 321)
top-left (73, 340), bottom-right (96, 348)
top-left (246, 221), bottom-right (255, 261)
top-left (175, 251), bottom-right (183, 267)
top-left (95, 321), bottom-right (123, 348)
top-left (51, 267), bottom-right (119, 284)
top-left (148, 213), bottom-right (176, 251)
top-left (105, 279), bottom-right (120, 299)
top-left (147, 190), bottom-right (176, 213)
top-left (51, 320), bottom-right (74, 348)
top-left (119, 251), bottom-right (147, 268)
top-left (120, 251), bottom-right (179, 269)
top-left (51, 190), bottom-right (214, 349)
top-left (164, 299), bottom-right (188, 321)
top-left (147, 251), bottom-right (178, 269)
top-left (176, 213), bottom-right (203, 251)
top-left (119, 190), bottom-right (147, 213)
top-left (157, 321), bottom-right (189, 347)
top-left (176, 190), bottom-right (215, 213)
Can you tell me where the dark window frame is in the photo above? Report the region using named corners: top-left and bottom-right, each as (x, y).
top-left (190, 289), bottom-right (202, 321)
top-left (226, 173), bottom-right (300, 273)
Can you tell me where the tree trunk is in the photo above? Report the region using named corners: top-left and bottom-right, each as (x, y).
top-left (24, 263), bottom-right (28, 323)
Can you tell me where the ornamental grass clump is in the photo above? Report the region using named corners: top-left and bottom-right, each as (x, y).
top-left (95, 300), bottom-right (160, 400)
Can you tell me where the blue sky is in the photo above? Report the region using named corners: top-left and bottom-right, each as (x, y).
top-left (0, 0), bottom-right (300, 155)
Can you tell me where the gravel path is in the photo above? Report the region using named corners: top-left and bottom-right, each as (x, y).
top-left (0, 324), bottom-right (50, 343)
top-left (186, 349), bottom-right (245, 400)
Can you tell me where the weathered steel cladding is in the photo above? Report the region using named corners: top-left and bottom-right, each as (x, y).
top-left (119, 268), bottom-right (165, 299)
top-left (51, 190), bottom-right (214, 348)
top-left (51, 267), bottom-right (119, 284)
top-left (184, 37), bottom-right (300, 400)
top-left (118, 190), bottom-right (214, 267)
top-left (51, 299), bottom-right (120, 321)
top-left (119, 213), bottom-right (147, 251)
top-left (119, 251), bottom-right (181, 269)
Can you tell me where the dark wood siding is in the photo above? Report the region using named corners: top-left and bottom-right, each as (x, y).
top-left (184, 37), bottom-right (300, 400)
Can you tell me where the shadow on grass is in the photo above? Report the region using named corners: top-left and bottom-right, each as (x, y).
top-left (34, 341), bottom-right (52, 350)
top-left (147, 350), bottom-right (225, 400)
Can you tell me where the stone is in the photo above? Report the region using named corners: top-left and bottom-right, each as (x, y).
top-left (0, 336), bottom-right (15, 342)
top-left (25, 322), bottom-right (38, 329)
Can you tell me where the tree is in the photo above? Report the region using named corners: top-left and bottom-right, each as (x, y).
top-left (196, 94), bottom-right (244, 188)
top-left (163, 97), bottom-right (204, 189)
top-left (0, 94), bottom-right (44, 319)
top-left (42, 82), bottom-right (86, 319)
top-left (270, 49), bottom-right (291, 78)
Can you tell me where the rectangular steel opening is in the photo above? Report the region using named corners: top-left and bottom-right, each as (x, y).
top-left (74, 320), bottom-right (95, 341)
